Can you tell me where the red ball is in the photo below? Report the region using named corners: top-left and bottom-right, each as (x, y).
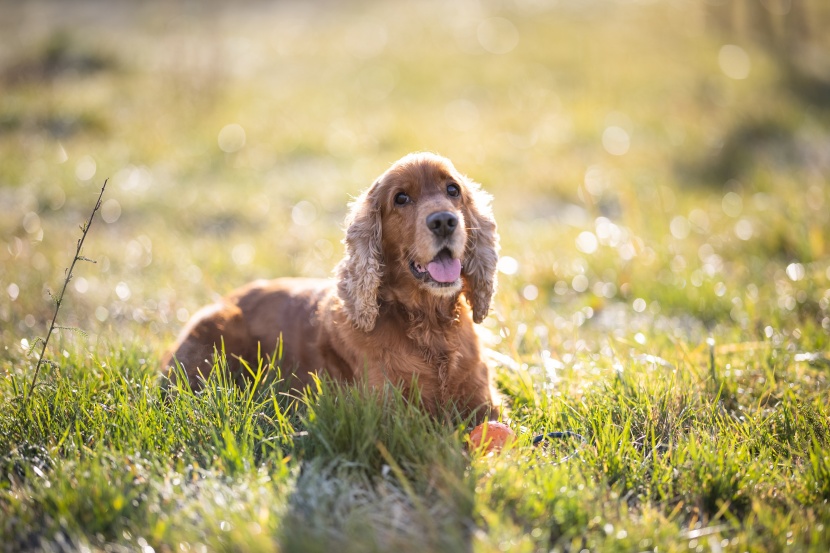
top-left (468, 421), bottom-right (516, 454)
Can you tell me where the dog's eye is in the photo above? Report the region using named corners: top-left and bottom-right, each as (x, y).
top-left (394, 192), bottom-right (410, 205)
top-left (447, 183), bottom-right (460, 197)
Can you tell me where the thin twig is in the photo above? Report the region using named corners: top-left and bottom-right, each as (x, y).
top-left (22, 179), bottom-right (108, 408)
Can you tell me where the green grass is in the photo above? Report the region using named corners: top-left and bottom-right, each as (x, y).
top-left (2, 0), bottom-right (830, 551)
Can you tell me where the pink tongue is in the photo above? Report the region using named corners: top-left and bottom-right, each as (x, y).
top-left (426, 257), bottom-right (462, 283)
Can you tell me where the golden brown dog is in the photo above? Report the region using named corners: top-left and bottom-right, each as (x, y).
top-left (162, 152), bottom-right (500, 421)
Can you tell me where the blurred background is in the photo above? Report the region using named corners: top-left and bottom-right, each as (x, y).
top-left (1, 0), bottom-right (829, 361)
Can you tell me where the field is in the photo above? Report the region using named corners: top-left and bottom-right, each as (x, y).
top-left (2, 0), bottom-right (830, 551)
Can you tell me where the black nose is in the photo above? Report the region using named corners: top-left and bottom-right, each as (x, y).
top-left (426, 211), bottom-right (458, 238)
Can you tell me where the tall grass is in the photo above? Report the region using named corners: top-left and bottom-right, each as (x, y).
top-left (2, 338), bottom-right (828, 551)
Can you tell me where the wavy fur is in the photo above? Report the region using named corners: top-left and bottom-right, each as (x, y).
top-left (336, 186), bottom-right (383, 332)
top-left (461, 178), bottom-right (499, 323)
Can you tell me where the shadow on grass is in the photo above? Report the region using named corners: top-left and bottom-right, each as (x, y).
top-left (280, 378), bottom-right (477, 553)
top-left (164, 358), bottom-right (480, 552)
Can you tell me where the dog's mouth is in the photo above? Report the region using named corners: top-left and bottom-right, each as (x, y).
top-left (410, 248), bottom-right (462, 287)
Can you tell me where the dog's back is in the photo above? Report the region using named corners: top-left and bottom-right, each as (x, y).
top-left (162, 277), bottom-right (333, 389)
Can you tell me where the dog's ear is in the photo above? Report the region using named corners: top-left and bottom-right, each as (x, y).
top-left (462, 179), bottom-right (499, 323)
top-left (336, 185), bottom-right (383, 332)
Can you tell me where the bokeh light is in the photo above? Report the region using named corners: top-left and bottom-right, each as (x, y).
top-left (497, 256), bottom-right (519, 276)
top-left (477, 17), bottom-right (519, 55)
top-left (718, 44), bottom-right (751, 80)
top-left (602, 126), bottom-right (630, 156)
top-left (218, 123), bottom-right (246, 153)
top-left (291, 201), bottom-right (318, 227)
top-left (75, 155), bottom-right (97, 181)
top-left (101, 199), bottom-right (121, 224)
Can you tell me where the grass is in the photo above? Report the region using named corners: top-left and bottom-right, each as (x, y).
top-left (2, 0), bottom-right (830, 551)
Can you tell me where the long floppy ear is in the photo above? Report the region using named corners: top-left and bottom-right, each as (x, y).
top-left (462, 178), bottom-right (499, 323)
top-left (336, 186), bottom-right (383, 332)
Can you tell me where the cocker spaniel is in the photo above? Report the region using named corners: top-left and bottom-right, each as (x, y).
top-left (162, 152), bottom-right (500, 421)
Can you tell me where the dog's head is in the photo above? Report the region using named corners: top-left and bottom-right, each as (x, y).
top-left (336, 153), bottom-right (499, 332)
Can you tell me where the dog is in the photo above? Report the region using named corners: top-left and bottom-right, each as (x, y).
top-left (162, 152), bottom-right (500, 422)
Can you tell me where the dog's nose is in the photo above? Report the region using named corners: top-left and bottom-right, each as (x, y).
top-left (426, 211), bottom-right (458, 238)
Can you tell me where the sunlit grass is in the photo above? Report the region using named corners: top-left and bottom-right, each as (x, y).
top-left (1, 0), bottom-right (830, 551)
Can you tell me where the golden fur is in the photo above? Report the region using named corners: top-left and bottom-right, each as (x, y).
top-left (162, 153), bottom-right (500, 421)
